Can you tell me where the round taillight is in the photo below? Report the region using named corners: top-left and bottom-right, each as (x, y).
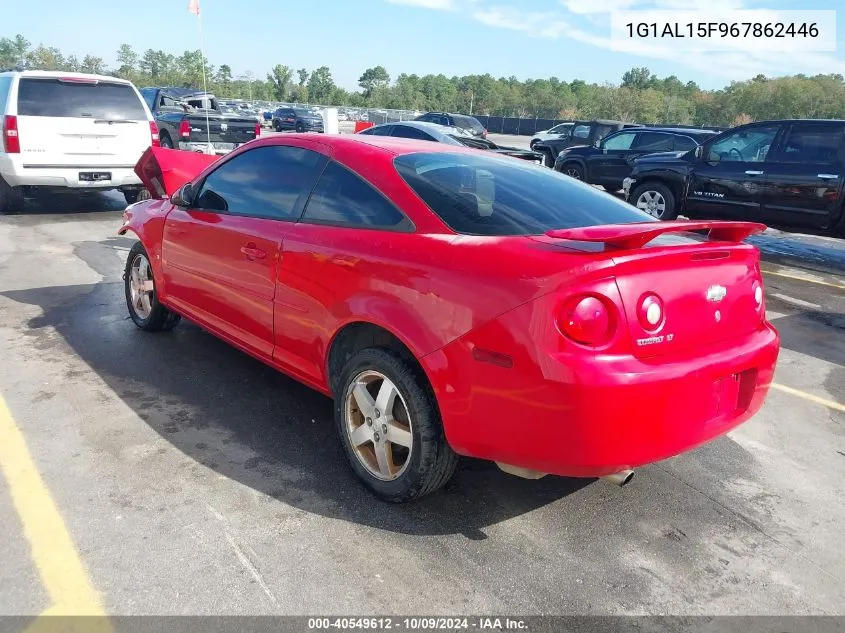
top-left (638, 294), bottom-right (664, 331)
top-left (560, 296), bottom-right (612, 345)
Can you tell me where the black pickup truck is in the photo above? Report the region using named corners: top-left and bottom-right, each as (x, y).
top-left (140, 87), bottom-right (259, 155)
top-left (622, 119), bottom-right (845, 235)
top-left (533, 119), bottom-right (642, 167)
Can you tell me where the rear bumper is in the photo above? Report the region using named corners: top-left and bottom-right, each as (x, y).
top-left (425, 318), bottom-right (779, 478)
top-left (178, 141), bottom-right (244, 155)
top-left (0, 155), bottom-right (141, 189)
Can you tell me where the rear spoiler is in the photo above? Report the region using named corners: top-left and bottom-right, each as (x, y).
top-left (134, 146), bottom-right (219, 199)
top-left (545, 221), bottom-right (766, 250)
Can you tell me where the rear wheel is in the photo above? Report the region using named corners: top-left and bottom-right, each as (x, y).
top-left (540, 148), bottom-right (554, 168)
top-left (274, 119), bottom-right (283, 132)
top-left (334, 348), bottom-right (458, 502)
top-left (0, 177), bottom-right (25, 214)
top-left (295, 122), bottom-right (304, 133)
top-left (124, 241), bottom-right (181, 332)
top-left (159, 134), bottom-right (174, 149)
top-left (632, 182), bottom-right (677, 220)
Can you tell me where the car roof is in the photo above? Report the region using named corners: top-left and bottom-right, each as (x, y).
top-left (632, 127), bottom-right (718, 136)
top-left (1, 70), bottom-right (134, 85)
top-left (297, 133), bottom-right (486, 157)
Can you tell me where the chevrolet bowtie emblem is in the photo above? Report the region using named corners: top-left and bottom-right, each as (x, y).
top-left (706, 285), bottom-right (727, 302)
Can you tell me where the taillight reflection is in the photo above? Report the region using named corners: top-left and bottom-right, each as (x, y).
top-left (560, 295), bottom-right (613, 346)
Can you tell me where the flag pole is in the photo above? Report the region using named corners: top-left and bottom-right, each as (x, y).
top-left (196, 5), bottom-right (213, 153)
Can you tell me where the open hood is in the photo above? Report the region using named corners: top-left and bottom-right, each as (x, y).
top-left (134, 146), bottom-right (219, 199)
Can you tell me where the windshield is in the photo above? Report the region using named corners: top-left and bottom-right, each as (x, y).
top-left (295, 108), bottom-right (315, 116)
top-left (394, 151), bottom-right (653, 236)
top-left (451, 115), bottom-right (484, 132)
top-left (17, 78), bottom-right (147, 120)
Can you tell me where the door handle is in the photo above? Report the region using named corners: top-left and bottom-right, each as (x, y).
top-left (818, 173), bottom-right (840, 180)
top-left (745, 170), bottom-right (764, 176)
top-left (240, 244), bottom-right (267, 260)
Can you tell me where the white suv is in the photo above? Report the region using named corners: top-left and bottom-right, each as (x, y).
top-left (0, 70), bottom-right (159, 213)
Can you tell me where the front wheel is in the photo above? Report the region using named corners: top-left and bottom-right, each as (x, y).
top-left (561, 163), bottom-right (584, 180)
top-left (335, 348), bottom-right (458, 502)
top-left (124, 241), bottom-right (181, 332)
top-left (631, 182), bottom-right (677, 220)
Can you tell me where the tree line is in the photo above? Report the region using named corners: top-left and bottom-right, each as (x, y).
top-left (3, 34), bottom-right (845, 127)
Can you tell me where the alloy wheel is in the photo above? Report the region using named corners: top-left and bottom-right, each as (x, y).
top-left (636, 190), bottom-right (666, 218)
top-left (344, 370), bottom-right (413, 481)
top-left (128, 253), bottom-right (155, 320)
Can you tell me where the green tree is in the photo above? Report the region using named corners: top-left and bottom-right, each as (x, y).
top-left (116, 44), bottom-right (138, 79)
top-left (267, 64), bottom-right (293, 101)
top-left (80, 55), bottom-right (106, 74)
top-left (358, 65), bottom-right (390, 98)
top-left (307, 66), bottom-right (334, 104)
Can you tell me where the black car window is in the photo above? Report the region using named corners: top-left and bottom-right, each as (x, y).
top-left (394, 151), bottom-right (652, 237)
top-left (140, 88), bottom-right (156, 112)
top-left (602, 132), bottom-right (637, 150)
top-left (17, 78), bottom-right (147, 120)
top-left (391, 126), bottom-right (435, 141)
top-left (195, 145), bottom-right (324, 220)
top-left (360, 125), bottom-right (394, 136)
top-left (774, 122), bottom-right (845, 164)
top-left (672, 135), bottom-right (699, 151)
top-left (451, 114), bottom-right (484, 133)
top-left (417, 114), bottom-right (435, 123)
top-left (572, 125), bottom-right (590, 139)
top-left (301, 161), bottom-right (412, 230)
top-left (631, 132), bottom-right (674, 152)
top-left (707, 125), bottom-right (780, 163)
top-left (160, 94), bottom-right (180, 108)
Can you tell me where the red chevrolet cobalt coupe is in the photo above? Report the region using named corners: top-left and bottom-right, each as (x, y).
top-left (120, 137), bottom-right (779, 501)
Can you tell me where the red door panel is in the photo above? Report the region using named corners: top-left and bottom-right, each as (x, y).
top-left (162, 209), bottom-right (282, 360)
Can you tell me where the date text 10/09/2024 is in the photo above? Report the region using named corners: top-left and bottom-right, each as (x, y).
top-left (625, 22), bottom-right (819, 38)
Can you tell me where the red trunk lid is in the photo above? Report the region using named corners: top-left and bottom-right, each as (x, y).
top-left (545, 221), bottom-right (767, 359)
top-left (134, 146), bottom-right (219, 199)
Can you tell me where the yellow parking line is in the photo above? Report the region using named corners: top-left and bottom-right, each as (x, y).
top-left (760, 267), bottom-right (845, 290)
top-left (0, 394), bottom-right (110, 625)
top-left (771, 383), bottom-right (845, 413)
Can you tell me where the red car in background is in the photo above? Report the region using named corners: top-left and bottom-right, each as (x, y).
top-left (120, 136), bottom-right (780, 502)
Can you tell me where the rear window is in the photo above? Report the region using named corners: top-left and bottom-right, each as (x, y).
top-left (0, 76), bottom-right (12, 114)
top-left (17, 78), bottom-right (147, 120)
top-left (451, 115), bottom-right (484, 132)
top-left (394, 152), bottom-right (653, 236)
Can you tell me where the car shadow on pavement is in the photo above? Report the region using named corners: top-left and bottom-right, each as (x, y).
top-left (3, 270), bottom-right (593, 539)
top-left (2, 191), bottom-right (125, 218)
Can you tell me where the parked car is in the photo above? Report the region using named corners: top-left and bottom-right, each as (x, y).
top-left (534, 120), bottom-right (642, 167)
top-left (358, 121), bottom-right (543, 164)
top-left (529, 122), bottom-right (575, 149)
top-left (271, 107), bottom-right (324, 133)
top-left (0, 69), bottom-right (159, 211)
top-left (140, 87), bottom-right (260, 156)
top-left (554, 127), bottom-right (718, 192)
top-left (119, 136), bottom-right (779, 501)
top-left (623, 119), bottom-right (845, 235)
top-left (414, 112), bottom-right (487, 138)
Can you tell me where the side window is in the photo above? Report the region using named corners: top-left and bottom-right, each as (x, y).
top-left (360, 125), bottom-right (394, 136)
top-left (602, 132), bottom-right (637, 151)
top-left (707, 125), bottom-right (780, 163)
top-left (672, 135), bottom-right (699, 152)
top-left (391, 126), bottom-right (435, 141)
top-left (572, 125), bottom-right (590, 139)
top-left (160, 94), bottom-right (180, 108)
top-left (774, 123), bottom-right (845, 164)
top-left (631, 132), bottom-right (674, 152)
top-left (195, 145), bottom-right (325, 220)
top-left (417, 115), bottom-right (434, 123)
top-left (301, 161), bottom-right (412, 230)
top-left (0, 76), bottom-right (11, 114)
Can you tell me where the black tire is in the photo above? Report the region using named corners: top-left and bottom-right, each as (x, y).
top-left (561, 162), bottom-right (584, 180)
top-left (631, 182), bottom-right (678, 220)
top-left (124, 241), bottom-right (181, 332)
top-left (274, 119), bottom-right (283, 132)
top-left (539, 148), bottom-right (554, 168)
top-left (0, 177), bottom-right (25, 214)
top-left (123, 188), bottom-right (150, 205)
top-left (334, 348), bottom-right (458, 502)
top-left (295, 122), bottom-right (304, 133)
top-left (159, 134), bottom-right (174, 149)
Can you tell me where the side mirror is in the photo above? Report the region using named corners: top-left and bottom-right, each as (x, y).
top-left (170, 183), bottom-right (194, 207)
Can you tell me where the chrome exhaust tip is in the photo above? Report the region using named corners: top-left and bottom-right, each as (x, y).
top-left (602, 469), bottom-right (635, 487)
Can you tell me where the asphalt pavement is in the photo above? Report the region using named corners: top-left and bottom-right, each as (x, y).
top-left (0, 186), bottom-right (844, 619)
